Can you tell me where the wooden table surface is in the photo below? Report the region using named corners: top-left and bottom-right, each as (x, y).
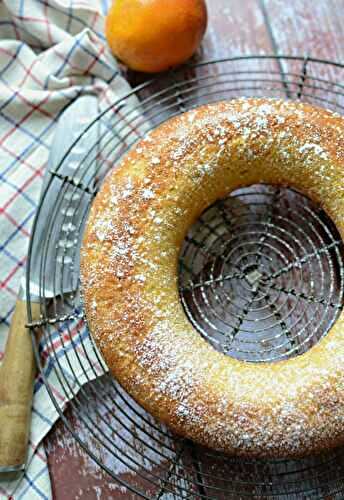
top-left (44, 1), bottom-right (344, 498)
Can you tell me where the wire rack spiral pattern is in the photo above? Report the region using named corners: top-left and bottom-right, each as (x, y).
top-left (179, 185), bottom-right (344, 362)
top-left (28, 56), bottom-right (344, 498)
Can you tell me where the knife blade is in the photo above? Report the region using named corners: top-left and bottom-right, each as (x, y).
top-left (0, 94), bottom-right (98, 474)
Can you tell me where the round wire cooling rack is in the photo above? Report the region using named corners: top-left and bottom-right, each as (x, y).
top-left (27, 55), bottom-right (344, 498)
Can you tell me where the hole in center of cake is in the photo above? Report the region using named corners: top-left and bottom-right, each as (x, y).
top-left (178, 184), bottom-right (344, 362)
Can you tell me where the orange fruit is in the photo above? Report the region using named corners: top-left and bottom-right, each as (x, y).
top-left (105, 0), bottom-right (208, 73)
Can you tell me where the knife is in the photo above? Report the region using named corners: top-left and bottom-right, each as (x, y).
top-left (0, 94), bottom-right (98, 474)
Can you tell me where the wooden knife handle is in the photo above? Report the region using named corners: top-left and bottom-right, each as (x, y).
top-left (0, 300), bottom-right (41, 470)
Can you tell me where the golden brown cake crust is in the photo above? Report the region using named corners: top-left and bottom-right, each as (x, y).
top-left (81, 98), bottom-right (344, 458)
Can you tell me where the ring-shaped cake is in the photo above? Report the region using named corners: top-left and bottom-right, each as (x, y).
top-left (81, 99), bottom-right (344, 458)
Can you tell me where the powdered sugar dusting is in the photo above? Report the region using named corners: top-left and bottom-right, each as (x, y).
top-left (81, 98), bottom-right (344, 458)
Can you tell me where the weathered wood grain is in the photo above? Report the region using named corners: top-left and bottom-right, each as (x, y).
top-left (263, 0), bottom-right (344, 61)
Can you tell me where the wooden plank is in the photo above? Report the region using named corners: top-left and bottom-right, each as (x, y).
top-left (262, 0), bottom-right (344, 61)
top-left (202, 0), bottom-right (274, 58)
top-left (262, 0), bottom-right (344, 112)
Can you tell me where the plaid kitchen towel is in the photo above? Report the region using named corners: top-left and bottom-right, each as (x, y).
top-left (0, 1), bottom-right (141, 498)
